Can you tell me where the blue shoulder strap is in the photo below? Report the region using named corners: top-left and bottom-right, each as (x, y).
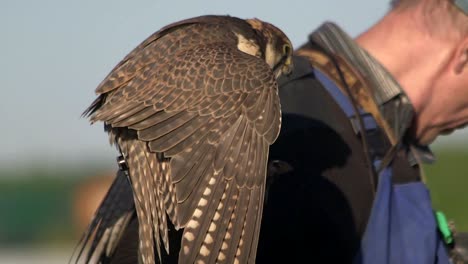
top-left (313, 67), bottom-right (451, 264)
top-left (313, 68), bottom-right (377, 133)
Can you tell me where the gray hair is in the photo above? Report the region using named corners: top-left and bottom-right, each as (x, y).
top-left (390, 0), bottom-right (419, 9)
top-left (390, 0), bottom-right (468, 37)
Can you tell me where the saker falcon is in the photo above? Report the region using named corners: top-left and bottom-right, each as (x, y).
top-left (78, 15), bottom-right (293, 264)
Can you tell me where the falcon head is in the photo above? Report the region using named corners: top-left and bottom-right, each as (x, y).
top-left (246, 18), bottom-right (294, 78)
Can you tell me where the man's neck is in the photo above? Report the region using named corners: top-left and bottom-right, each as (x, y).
top-left (355, 9), bottom-right (456, 138)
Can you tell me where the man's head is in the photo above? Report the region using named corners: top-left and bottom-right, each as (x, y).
top-left (357, 0), bottom-right (468, 145)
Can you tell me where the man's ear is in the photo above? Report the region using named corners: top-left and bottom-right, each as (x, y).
top-left (454, 38), bottom-right (468, 73)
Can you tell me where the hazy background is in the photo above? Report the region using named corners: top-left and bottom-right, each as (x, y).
top-left (2, 0), bottom-right (467, 263)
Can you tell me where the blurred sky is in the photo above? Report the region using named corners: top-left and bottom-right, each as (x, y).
top-left (2, 0), bottom-right (467, 168)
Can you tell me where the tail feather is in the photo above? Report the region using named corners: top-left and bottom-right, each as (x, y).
top-left (71, 169), bottom-right (134, 264)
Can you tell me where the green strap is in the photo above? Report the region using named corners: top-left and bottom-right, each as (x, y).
top-left (436, 211), bottom-right (454, 245)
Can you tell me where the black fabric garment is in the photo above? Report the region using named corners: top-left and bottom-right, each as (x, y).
top-left (255, 55), bottom-right (421, 263)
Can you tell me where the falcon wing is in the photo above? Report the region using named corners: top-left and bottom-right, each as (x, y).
top-left (72, 170), bottom-right (135, 264)
top-left (86, 23), bottom-right (281, 264)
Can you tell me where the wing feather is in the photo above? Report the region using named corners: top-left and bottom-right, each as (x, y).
top-left (93, 102), bottom-right (145, 123)
top-left (178, 174), bottom-right (227, 263)
top-left (147, 115), bottom-right (211, 152)
top-left (218, 117), bottom-right (248, 180)
top-left (156, 117), bottom-right (218, 157)
top-left (242, 185), bottom-right (264, 263)
top-left (202, 181), bottom-right (239, 264)
top-left (137, 111), bottom-right (198, 141)
top-left (128, 110), bottom-right (181, 130)
top-left (85, 19), bottom-right (283, 264)
top-left (72, 170), bottom-right (134, 264)
top-left (219, 187), bottom-right (250, 263)
top-left (111, 106), bottom-right (155, 127)
top-left (174, 144), bottom-right (213, 206)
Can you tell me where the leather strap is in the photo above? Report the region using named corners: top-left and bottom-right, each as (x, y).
top-left (295, 48), bottom-right (398, 146)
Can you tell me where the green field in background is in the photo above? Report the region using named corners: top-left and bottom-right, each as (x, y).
top-left (0, 167), bottom-right (104, 247)
top-left (425, 149), bottom-right (468, 232)
top-left (0, 149), bottom-right (466, 246)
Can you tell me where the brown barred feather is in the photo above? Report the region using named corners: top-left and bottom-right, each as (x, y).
top-left (81, 14), bottom-right (292, 264)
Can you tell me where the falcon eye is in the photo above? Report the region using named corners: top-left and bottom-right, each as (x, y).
top-left (283, 44), bottom-right (291, 55)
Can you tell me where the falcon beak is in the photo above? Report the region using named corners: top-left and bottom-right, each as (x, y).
top-left (273, 56), bottom-right (293, 78)
top-left (282, 57), bottom-right (293, 76)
